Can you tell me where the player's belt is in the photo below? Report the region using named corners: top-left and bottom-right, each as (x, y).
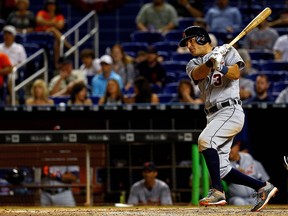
top-left (43, 187), bottom-right (69, 195)
top-left (205, 99), bottom-right (242, 115)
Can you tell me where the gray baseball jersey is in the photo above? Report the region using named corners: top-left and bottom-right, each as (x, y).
top-left (229, 152), bottom-right (269, 205)
top-left (127, 179), bottom-right (172, 205)
top-left (187, 46), bottom-right (246, 178)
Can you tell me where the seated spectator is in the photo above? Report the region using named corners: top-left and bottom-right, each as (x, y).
top-left (67, 81), bottom-right (92, 105)
top-left (98, 79), bottom-right (126, 105)
top-left (0, 25), bottom-right (27, 99)
top-left (110, 43), bottom-right (136, 93)
top-left (244, 74), bottom-right (274, 104)
top-left (6, 0), bottom-right (36, 34)
top-left (169, 0), bottom-right (204, 18)
top-left (48, 57), bottom-right (85, 96)
top-left (242, 18), bottom-right (279, 51)
top-left (228, 140), bottom-right (270, 206)
top-left (35, 0), bottom-right (72, 66)
top-left (273, 34), bottom-right (288, 61)
top-left (79, 48), bottom-right (101, 76)
top-left (127, 161), bottom-right (173, 206)
top-left (126, 76), bottom-right (159, 104)
top-left (91, 54), bottom-right (123, 97)
top-left (135, 0), bottom-right (178, 34)
top-left (0, 0), bottom-right (17, 20)
top-left (135, 46), bottom-right (166, 91)
top-left (170, 79), bottom-right (203, 104)
top-left (275, 86), bottom-right (288, 104)
top-left (177, 17), bottom-right (218, 53)
top-left (205, 0), bottom-right (242, 33)
top-left (0, 52), bottom-right (13, 105)
top-left (25, 78), bottom-right (54, 106)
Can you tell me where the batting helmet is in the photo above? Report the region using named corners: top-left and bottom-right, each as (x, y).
top-left (178, 26), bottom-right (211, 47)
top-left (5, 168), bottom-right (26, 185)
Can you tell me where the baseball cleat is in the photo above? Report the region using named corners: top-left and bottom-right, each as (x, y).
top-left (251, 182), bottom-right (278, 212)
top-left (199, 189), bottom-right (227, 206)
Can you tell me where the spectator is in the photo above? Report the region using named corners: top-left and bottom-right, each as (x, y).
top-left (135, 0), bottom-right (178, 34)
top-left (40, 165), bottom-right (79, 207)
top-left (48, 57), bottom-right (85, 96)
top-left (244, 74), bottom-right (274, 104)
top-left (135, 46), bottom-right (166, 91)
top-left (98, 79), bottom-right (126, 105)
top-left (242, 18), bottom-right (279, 51)
top-left (204, 0), bottom-right (242, 33)
top-left (177, 18), bottom-right (218, 53)
top-left (110, 43), bottom-right (136, 93)
top-left (0, 25), bottom-right (27, 99)
top-left (35, 0), bottom-right (72, 66)
top-left (25, 78), bottom-right (54, 106)
top-left (127, 161), bottom-right (173, 206)
top-left (170, 79), bottom-right (203, 104)
top-left (275, 86), bottom-right (288, 104)
top-left (227, 140), bottom-right (270, 206)
top-left (126, 76), bottom-right (159, 104)
top-left (237, 48), bottom-right (256, 101)
top-left (0, 0), bottom-right (17, 20)
top-left (169, 0), bottom-right (204, 18)
top-left (0, 52), bottom-right (13, 103)
top-left (91, 54), bottom-right (123, 97)
top-left (67, 81), bottom-right (92, 105)
top-left (273, 34), bottom-right (288, 62)
top-left (6, 0), bottom-right (36, 34)
top-left (268, 8), bottom-right (288, 28)
top-left (79, 48), bottom-right (101, 76)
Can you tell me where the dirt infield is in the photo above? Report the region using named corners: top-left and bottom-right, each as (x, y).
top-left (0, 205), bottom-right (288, 216)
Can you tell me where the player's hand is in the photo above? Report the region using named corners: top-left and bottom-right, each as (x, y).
top-left (209, 52), bottom-right (224, 71)
top-left (213, 44), bottom-right (230, 56)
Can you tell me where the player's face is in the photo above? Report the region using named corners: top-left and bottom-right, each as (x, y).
top-left (186, 38), bottom-right (207, 56)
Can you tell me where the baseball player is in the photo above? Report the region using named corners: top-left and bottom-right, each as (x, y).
top-left (127, 162), bottom-right (173, 206)
top-left (178, 26), bottom-right (278, 212)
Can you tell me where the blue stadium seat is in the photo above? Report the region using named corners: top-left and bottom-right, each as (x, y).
top-left (272, 81), bottom-right (288, 94)
top-left (152, 41), bottom-right (179, 54)
top-left (158, 93), bottom-right (175, 103)
top-left (121, 42), bottom-right (149, 54)
top-left (171, 52), bottom-right (194, 62)
top-left (130, 31), bottom-right (164, 44)
top-left (161, 61), bottom-right (187, 73)
top-left (248, 50), bottom-right (274, 61)
top-left (165, 71), bottom-right (178, 84)
top-left (178, 17), bottom-right (195, 30)
top-left (50, 96), bottom-right (70, 105)
top-left (259, 61), bottom-right (288, 72)
top-left (164, 30), bottom-right (182, 42)
top-left (162, 82), bottom-right (178, 94)
top-left (90, 96), bottom-right (100, 104)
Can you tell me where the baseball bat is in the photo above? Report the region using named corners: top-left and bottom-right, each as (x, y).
top-left (227, 7), bottom-right (272, 48)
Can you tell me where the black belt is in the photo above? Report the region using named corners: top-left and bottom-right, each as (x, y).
top-left (205, 99), bottom-right (242, 115)
top-left (43, 187), bottom-right (69, 195)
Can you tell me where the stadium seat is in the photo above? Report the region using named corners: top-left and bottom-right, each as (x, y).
top-left (50, 96), bottom-right (70, 105)
top-left (164, 30), bottom-right (183, 42)
top-left (161, 60), bottom-right (187, 73)
top-left (178, 17), bottom-right (195, 30)
top-left (171, 52), bottom-right (193, 62)
top-left (162, 82), bottom-right (178, 94)
top-left (249, 50), bottom-right (274, 61)
top-left (152, 41), bottom-right (179, 54)
top-left (121, 42), bottom-right (149, 54)
top-left (272, 81), bottom-right (288, 94)
top-left (130, 31), bottom-right (164, 44)
top-left (259, 61), bottom-right (288, 72)
top-left (158, 93), bottom-right (175, 103)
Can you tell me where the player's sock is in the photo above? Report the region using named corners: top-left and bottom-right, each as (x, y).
top-left (202, 148), bottom-right (223, 192)
top-left (223, 168), bottom-right (266, 191)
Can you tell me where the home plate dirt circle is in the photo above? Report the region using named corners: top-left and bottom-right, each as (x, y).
top-left (0, 206), bottom-right (287, 216)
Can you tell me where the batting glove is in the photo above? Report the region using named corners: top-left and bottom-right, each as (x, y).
top-left (209, 52), bottom-right (224, 71)
top-left (213, 44), bottom-right (230, 56)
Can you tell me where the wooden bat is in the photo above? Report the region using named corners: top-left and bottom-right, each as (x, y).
top-left (228, 7), bottom-right (272, 48)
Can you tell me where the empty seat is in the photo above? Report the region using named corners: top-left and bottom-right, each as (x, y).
top-left (260, 61), bottom-right (288, 72)
top-left (178, 17), bottom-right (195, 30)
top-left (161, 60), bottom-right (187, 73)
top-left (164, 30), bottom-right (183, 42)
top-left (121, 42), bottom-right (149, 54)
top-left (249, 50), bottom-right (274, 61)
top-left (171, 52), bottom-right (193, 62)
top-left (50, 96), bottom-right (70, 105)
top-left (272, 81), bottom-right (288, 94)
top-left (158, 93), bottom-right (175, 103)
top-left (152, 41), bottom-right (179, 53)
top-left (130, 31), bottom-right (164, 44)
top-left (162, 82), bottom-right (178, 94)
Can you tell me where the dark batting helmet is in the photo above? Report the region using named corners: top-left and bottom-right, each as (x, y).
top-left (5, 168), bottom-right (26, 185)
top-left (178, 26), bottom-right (211, 47)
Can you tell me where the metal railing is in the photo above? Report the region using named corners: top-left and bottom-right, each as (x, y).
top-left (11, 49), bottom-right (48, 106)
top-left (60, 10), bottom-right (99, 68)
top-left (10, 10), bottom-right (99, 106)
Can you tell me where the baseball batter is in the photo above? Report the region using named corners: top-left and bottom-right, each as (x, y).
top-left (178, 26), bottom-right (278, 212)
